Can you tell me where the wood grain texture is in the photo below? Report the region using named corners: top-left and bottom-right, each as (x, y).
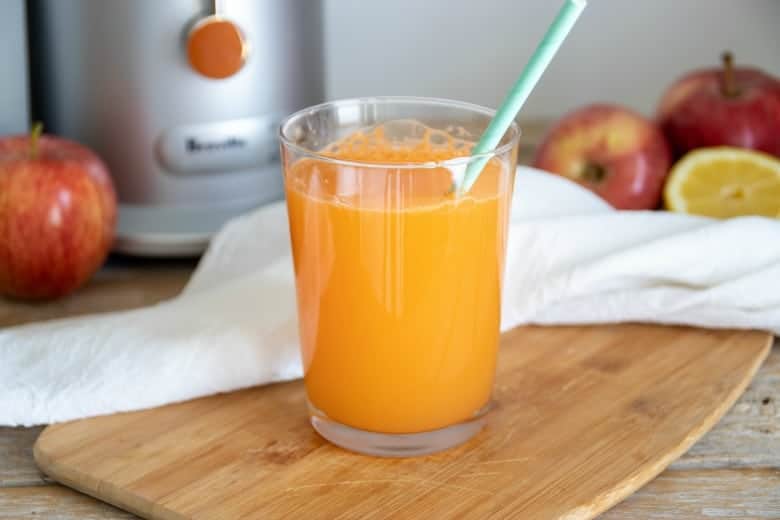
top-left (0, 486), bottom-right (135, 519)
top-left (2, 344), bottom-right (777, 491)
top-left (0, 345), bottom-right (772, 520)
top-left (671, 347), bottom-right (780, 470)
top-left (0, 427), bottom-right (46, 487)
top-left (603, 469), bottom-right (780, 519)
top-left (34, 325), bottom-right (771, 520)
top-left (3, 468), bottom-right (778, 520)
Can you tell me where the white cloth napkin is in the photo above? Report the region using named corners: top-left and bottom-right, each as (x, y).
top-left (2, 167), bottom-right (779, 426)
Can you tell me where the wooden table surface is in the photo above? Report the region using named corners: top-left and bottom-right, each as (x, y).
top-left (1, 125), bottom-right (779, 518)
top-left (1, 260), bottom-right (778, 519)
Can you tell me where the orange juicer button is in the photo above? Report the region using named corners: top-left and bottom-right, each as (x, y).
top-left (186, 17), bottom-right (247, 79)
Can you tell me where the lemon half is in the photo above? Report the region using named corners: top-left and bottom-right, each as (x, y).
top-left (664, 147), bottom-right (780, 218)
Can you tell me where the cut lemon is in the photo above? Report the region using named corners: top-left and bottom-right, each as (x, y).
top-left (664, 147), bottom-right (780, 218)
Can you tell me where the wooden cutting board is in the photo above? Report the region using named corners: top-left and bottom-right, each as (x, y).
top-left (34, 324), bottom-right (771, 520)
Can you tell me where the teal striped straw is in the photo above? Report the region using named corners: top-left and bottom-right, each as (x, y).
top-left (459, 0), bottom-right (587, 194)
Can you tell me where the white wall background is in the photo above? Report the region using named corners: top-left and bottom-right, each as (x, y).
top-left (323, 0), bottom-right (780, 120)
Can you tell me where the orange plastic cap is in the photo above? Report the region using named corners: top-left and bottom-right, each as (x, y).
top-left (187, 18), bottom-right (247, 79)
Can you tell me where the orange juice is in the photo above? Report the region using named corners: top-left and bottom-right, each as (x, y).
top-left (284, 124), bottom-right (515, 434)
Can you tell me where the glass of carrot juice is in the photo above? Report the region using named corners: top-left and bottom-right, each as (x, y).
top-left (279, 97), bottom-right (519, 456)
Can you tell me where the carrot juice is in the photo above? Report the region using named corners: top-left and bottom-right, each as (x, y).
top-left (280, 98), bottom-right (519, 454)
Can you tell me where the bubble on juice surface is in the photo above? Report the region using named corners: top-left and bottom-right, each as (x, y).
top-left (289, 121), bottom-right (508, 206)
top-left (321, 121), bottom-right (475, 164)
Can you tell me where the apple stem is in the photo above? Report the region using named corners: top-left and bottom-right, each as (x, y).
top-left (29, 121), bottom-right (44, 159)
top-left (721, 51), bottom-right (740, 98)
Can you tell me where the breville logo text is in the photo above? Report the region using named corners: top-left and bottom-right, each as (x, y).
top-left (186, 137), bottom-right (247, 153)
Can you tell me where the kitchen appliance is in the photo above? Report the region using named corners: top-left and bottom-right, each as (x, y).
top-left (0, 0), bottom-right (30, 135)
top-left (29, 0), bottom-right (324, 256)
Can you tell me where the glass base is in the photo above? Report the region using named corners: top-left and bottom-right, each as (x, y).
top-left (308, 401), bottom-right (489, 457)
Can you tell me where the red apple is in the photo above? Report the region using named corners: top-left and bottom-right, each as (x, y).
top-left (0, 126), bottom-right (116, 300)
top-left (658, 52), bottom-right (780, 158)
top-left (533, 104), bottom-right (671, 210)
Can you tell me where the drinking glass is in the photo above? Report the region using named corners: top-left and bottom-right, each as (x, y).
top-left (279, 97), bottom-right (519, 456)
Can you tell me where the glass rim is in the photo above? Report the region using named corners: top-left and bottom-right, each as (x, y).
top-left (278, 96), bottom-right (521, 170)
